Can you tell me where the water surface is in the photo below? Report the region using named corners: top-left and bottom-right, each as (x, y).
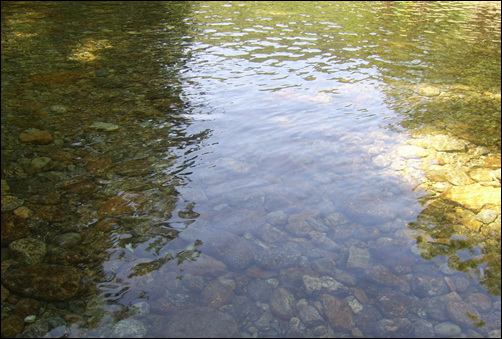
top-left (1, 1), bottom-right (500, 338)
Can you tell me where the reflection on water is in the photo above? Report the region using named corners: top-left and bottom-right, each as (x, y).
top-left (1, 1), bottom-right (500, 338)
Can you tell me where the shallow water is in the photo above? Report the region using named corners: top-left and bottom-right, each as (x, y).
top-left (1, 1), bottom-right (501, 338)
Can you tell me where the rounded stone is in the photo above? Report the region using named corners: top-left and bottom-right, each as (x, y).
top-left (270, 288), bottom-right (296, 320)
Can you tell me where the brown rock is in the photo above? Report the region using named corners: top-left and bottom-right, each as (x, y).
top-left (1, 214), bottom-right (30, 247)
top-left (1, 315), bottom-right (25, 338)
top-left (321, 294), bottom-right (355, 331)
top-left (2, 264), bottom-right (83, 301)
top-left (19, 130), bottom-right (54, 144)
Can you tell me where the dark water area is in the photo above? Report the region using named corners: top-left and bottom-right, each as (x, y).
top-left (1, 1), bottom-right (501, 338)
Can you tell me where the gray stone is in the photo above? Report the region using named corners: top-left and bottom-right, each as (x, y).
top-left (413, 319), bottom-right (435, 338)
top-left (434, 322), bottom-right (461, 337)
top-left (412, 275), bottom-right (449, 298)
top-left (254, 243), bottom-right (301, 270)
top-left (347, 246), bottom-right (370, 269)
top-left (299, 305), bottom-right (324, 328)
top-left (246, 279), bottom-right (275, 302)
top-left (446, 299), bottom-right (482, 328)
top-left (266, 210), bottom-right (288, 226)
top-left (112, 319), bottom-right (147, 338)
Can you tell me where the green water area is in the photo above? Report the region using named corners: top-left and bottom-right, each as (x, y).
top-left (1, 1), bottom-right (500, 338)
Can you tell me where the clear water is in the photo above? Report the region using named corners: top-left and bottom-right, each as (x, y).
top-left (1, 1), bottom-right (500, 338)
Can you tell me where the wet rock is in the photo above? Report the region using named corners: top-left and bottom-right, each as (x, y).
top-left (413, 319), bottom-right (435, 338)
top-left (366, 265), bottom-right (402, 288)
top-left (98, 192), bottom-right (148, 217)
top-left (1, 214), bottom-right (30, 246)
top-left (434, 321), bottom-right (461, 337)
top-left (412, 274), bottom-right (449, 298)
top-left (265, 210), bottom-right (288, 226)
top-left (355, 304), bottom-right (381, 334)
top-left (375, 318), bottom-right (413, 338)
top-left (29, 157), bottom-right (53, 172)
top-left (2, 264), bottom-right (83, 301)
top-left (441, 183), bottom-right (501, 211)
top-left (9, 238), bottom-right (47, 266)
top-left (164, 306), bottom-right (238, 338)
top-left (376, 290), bottom-right (412, 318)
top-left (475, 209), bottom-right (498, 224)
top-left (344, 197), bottom-right (396, 225)
top-left (310, 256), bottom-right (337, 275)
top-left (52, 232), bottom-right (82, 249)
top-left (254, 242), bottom-right (301, 270)
top-left (89, 122), bottom-right (120, 131)
top-left (13, 298), bottom-right (41, 319)
top-left (445, 169), bottom-right (473, 186)
top-left (465, 293), bottom-right (492, 313)
top-left (397, 145), bottom-right (429, 158)
top-left (1, 315), bottom-right (25, 338)
top-left (372, 154), bottom-right (391, 168)
top-left (203, 230), bottom-right (257, 270)
top-left (258, 223), bottom-right (288, 243)
top-left (246, 279), bottom-right (275, 302)
top-left (323, 212), bottom-right (349, 228)
top-left (19, 130), bottom-right (54, 144)
top-left (230, 295), bottom-right (262, 324)
top-left (415, 84), bottom-right (441, 96)
top-left (168, 253), bottom-right (227, 276)
top-left (347, 246), bottom-right (370, 269)
top-left (1, 196), bottom-right (24, 212)
top-left (200, 281), bottom-right (233, 309)
top-left (286, 210), bottom-right (319, 236)
top-left (430, 134), bottom-right (467, 152)
top-left (469, 167), bottom-right (497, 182)
top-left (299, 305), bottom-right (324, 328)
top-left (446, 299), bottom-right (482, 327)
top-left (321, 294), bottom-right (355, 331)
top-left (270, 287), bottom-right (296, 320)
top-left (302, 275), bottom-right (322, 295)
top-left (112, 318), bottom-right (147, 338)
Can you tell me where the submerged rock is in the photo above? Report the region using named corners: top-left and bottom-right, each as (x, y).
top-left (2, 264), bottom-right (83, 301)
top-left (164, 306), bottom-right (238, 338)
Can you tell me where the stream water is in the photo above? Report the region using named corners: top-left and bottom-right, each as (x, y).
top-left (1, 1), bottom-right (501, 338)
